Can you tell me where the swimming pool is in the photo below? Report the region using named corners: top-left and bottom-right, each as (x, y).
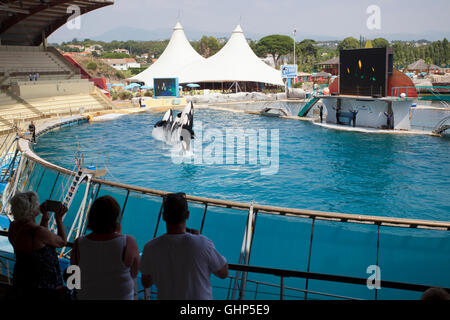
top-left (30, 107), bottom-right (450, 299)
top-left (34, 108), bottom-right (450, 221)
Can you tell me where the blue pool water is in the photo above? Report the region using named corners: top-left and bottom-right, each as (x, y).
top-left (30, 107), bottom-right (450, 299)
top-left (34, 108), bottom-right (450, 221)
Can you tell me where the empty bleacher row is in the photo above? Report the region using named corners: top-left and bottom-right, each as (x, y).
top-left (0, 90), bottom-right (113, 134)
top-left (0, 46), bottom-right (80, 85)
top-left (0, 45), bottom-right (115, 135)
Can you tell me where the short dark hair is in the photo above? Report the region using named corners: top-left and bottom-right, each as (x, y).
top-left (87, 195), bottom-right (120, 234)
top-left (163, 192), bottom-right (188, 224)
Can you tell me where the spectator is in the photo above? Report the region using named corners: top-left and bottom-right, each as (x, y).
top-left (421, 287), bottom-right (450, 300)
top-left (71, 195), bottom-right (139, 300)
top-left (318, 105), bottom-right (324, 123)
top-left (28, 121), bottom-right (36, 143)
top-left (140, 192), bottom-right (228, 300)
top-left (351, 109), bottom-right (358, 127)
top-left (8, 192), bottom-right (68, 299)
top-left (29, 74), bottom-right (33, 81)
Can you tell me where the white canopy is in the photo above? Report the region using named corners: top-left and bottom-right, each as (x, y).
top-left (130, 22), bottom-right (205, 85)
top-left (180, 25), bottom-right (283, 86)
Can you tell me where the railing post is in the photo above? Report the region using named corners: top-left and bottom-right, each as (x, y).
top-left (35, 167), bottom-right (47, 192)
top-left (153, 198), bottom-right (165, 239)
top-left (200, 202), bottom-right (208, 234)
top-left (375, 223), bottom-right (380, 300)
top-left (119, 190), bottom-right (130, 223)
top-left (48, 171), bottom-right (60, 199)
top-left (238, 204), bottom-right (257, 300)
top-left (280, 276), bottom-right (285, 300)
top-left (304, 217), bottom-right (316, 300)
top-left (231, 202), bottom-right (257, 300)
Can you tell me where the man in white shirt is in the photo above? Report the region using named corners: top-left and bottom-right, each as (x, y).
top-left (140, 192), bottom-right (228, 300)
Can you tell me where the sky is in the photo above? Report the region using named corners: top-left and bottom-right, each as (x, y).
top-left (48, 0), bottom-right (450, 43)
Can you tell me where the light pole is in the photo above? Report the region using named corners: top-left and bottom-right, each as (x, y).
top-left (293, 28), bottom-right (296, 66)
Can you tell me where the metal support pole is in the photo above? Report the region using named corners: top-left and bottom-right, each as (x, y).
top-left (35, 167), bottom-right (47, 193)
top-left (119, 190), bottom-right (130, 222)
top-left (375, 223), bottom-right (380, 300)
top-left (153, 198), bottom-right (164, 239)
top-left (200, 202), bottom-right (208, 234)
top-left (48, 172), bottom-right (60, 200)
top-left (304, 217), bottom-right (316, 300)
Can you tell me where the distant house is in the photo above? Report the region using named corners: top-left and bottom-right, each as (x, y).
top-left (102, 58), bottom-right (140, 70)
top-left (113, 48), bottom-right (130, 55)
top-left (297, 72), bottom-right (311, 83)
top-left (68, 44), bottom-right (84, 51)
top-left (316, 57), bottom-right (339, 75)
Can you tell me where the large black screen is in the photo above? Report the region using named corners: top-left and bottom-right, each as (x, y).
top-left (339, 48), bottom-right (388, 97)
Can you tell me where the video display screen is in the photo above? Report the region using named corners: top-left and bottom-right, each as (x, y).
top-left (154, 78), bottom-right (179, 97)
top-left (339, 48), bottom-right (388, 97)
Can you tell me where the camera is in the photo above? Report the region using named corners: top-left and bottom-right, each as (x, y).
top-left (45, 200), bottom-right (61, 212)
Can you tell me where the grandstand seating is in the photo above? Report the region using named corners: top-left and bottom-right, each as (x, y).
top-left (0, 45), bottom-right (116, 135)
top-left (0, 46), bottom-right (80, 85)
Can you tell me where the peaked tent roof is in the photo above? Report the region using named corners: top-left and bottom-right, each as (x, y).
top-left (180, 25), bottom-right (284, 86)
top-left (407, 59), bottom-right (429, 70)
top-left (130, 22), bottom-right (205, 85)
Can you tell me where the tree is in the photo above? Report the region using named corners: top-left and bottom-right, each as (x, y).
top-left (296, 39), bottom-right (318, 72)
top-left (337, 37), bottom-right (360, 51)
top-left (196, 36), bottom-right (221, 57)
top-left (372, 38), bottom-right (390, 48)
top-left (255, 35), bottom-right (294, 66)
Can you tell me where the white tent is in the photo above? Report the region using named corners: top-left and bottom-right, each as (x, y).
top-left (180, 25), bottom-right (284, 86)
top-left (130, 22), bottom-right (205, 85)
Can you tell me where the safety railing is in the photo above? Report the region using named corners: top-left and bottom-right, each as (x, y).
top-left (391, 86), bottom-right (450, 102)
top-left (0, 114), bottom-right (448, 300)
top-left (3, 135), bottom-right (447, 300)
top-left (1, 231), bottom-right (446, 301)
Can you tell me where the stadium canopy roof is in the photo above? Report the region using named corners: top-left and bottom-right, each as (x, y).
top-left (130, 22), bottom-right (205, 85)
top-left (0, 0), bottom-right (114, 46)
top-left (180, 25), bottom-right (283, 86)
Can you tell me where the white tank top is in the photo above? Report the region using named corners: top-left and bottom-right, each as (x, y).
top-left (77, 235), bottom-right (135, 300)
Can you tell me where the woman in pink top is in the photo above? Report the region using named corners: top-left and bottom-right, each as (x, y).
top-left (71, 195), bottom-right (139, 300)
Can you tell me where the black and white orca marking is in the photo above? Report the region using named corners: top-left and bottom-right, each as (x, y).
top-left (153, 102), bottom-right (195, 153)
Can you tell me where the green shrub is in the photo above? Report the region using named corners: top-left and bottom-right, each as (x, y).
top-left (118, 91), bottom-right (132, 100)
top-left (144, 90), bottom-right (153, 97)
top-left (86, 62), bottom-right (97, 71)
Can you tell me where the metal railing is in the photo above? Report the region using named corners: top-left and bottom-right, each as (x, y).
top-left (0, 118), bottom-right (448, 300)
top-left (391, 86), bottom-right (450, 103)
top-left (0, 230), bottom-right (446, 301)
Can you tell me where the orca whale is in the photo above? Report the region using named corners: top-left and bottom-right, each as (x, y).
top-left (152, 102), bottom-right (195, 153)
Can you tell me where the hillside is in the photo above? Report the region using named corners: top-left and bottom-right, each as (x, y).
top-left (67, 54), bottom-right (129, 82)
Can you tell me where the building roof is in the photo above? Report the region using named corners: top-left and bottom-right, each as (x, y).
top-left (316, 57), bottom-right (339, 66)
top-left (312, 71), bottom-right (331, 78)
top-left (0, 0), bottom-right (113, 46)
top-left (408, 59), bottom-right (429, 70)
top-left (179, 25), bottom-right (283, 86)
top-left (130, 22), bottom-right (205, 84)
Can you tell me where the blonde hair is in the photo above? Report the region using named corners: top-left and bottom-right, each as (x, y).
top-left (10, 192), bottom-right (40, 221)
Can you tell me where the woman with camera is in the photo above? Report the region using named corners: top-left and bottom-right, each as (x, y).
top-left (8, 191), bottom-right (68, 299)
